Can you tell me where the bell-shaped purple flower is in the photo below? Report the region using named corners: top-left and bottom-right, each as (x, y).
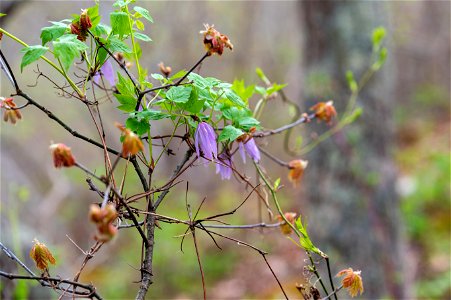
top-left (239, 137), bottom-right (260, 163)
top-left (195, 122), bottom-right (218, 162)
top-left (93, 60), bottom-right (115, 86)
top-left (216, 152), bottom-right (232, 180)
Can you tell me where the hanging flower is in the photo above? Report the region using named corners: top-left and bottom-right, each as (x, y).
top-left (287, 159), bottom-right (308, 187)
top-left (115, 123), bottom-right (145, 157)
top-left (194, 122), bottom-right (218, 162)
top-left (29, 239), bottom-right (56, 271)
top-left (49, 143), bottom-right (76, 168)
top-left (336, 268), bottom-right (364, 298)
top-left (310, 100), bottom-right (337, 124)
top-left (200, 24), bottom-right (233, 56)
top-left (93, 60), bottom-right (115, 86)
top-left (216, 152), bottom-right (232, 180)
top-left (237, 134), bottom-right (260, 163)
top-left (89, 204), bottom-right (118, 242)
top-left (1, 97), bottom-right (22, 125)
top-left (276, 212), bottom-right (297, 235)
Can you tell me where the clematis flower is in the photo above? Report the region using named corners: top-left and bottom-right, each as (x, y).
top-left (89, 204), bottom-right (118, 242)
top-left (1, 97), bottom-right (22, 125)
top-left (30, 239), bottom-right (56, 271)
top-left (237, 134), bottom-right (260, 163)
top-left (194, 122), bottom-right (218, 162)
top-left (287, 159), bottom-right (308, 187)
top-left (200, 24), bottom-right (233, 56)
top-left (93, 60), bottom-right (115, 86)
top-left (49, 143), bottom-right (76, 168)
top-left (216, 152), bottom-right (232, 180)
top-left (336, 268), bottom-right (364, 298)
top-left (115, 122), bottom-right (144, 157)
top-left (310, 100), bottom-right (337, 124)
top-left (276, 212), bottom-right (297, 235)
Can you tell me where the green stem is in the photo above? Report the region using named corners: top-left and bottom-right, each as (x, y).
top-left (0, 28), bottom-right (84, 98)
top-left (125, 5), bottom-right (143, 90)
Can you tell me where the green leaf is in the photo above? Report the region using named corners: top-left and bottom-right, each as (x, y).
top-left (0, 13), bottom-right (6, 17)
top-left (137, 109), bottom-right (170, 120)
top-left (116, 72), bottom-right (136, 96)
top-left (114, 94), bottom-right (136, 112)
top-left (40, 22), bottom-right (67, 46)
top-left (346, 70), bottom-right (358, 93)
top-left (274, 178), bottom-right (281, 190)
top-left (218, 125), bottom-right (244, 142)
top-left (134, 32), bottom-right (152, 42)
top-left (107, 36), bottom-right (132, 53)
top-left (224, 89), bottom-right (245, 107)
top-left (166, 86), bottom-right (192, 103)
top-left (170, 70), bottom-right (187, 81)
top-left (133, 6), bottom-right (153, 23)
top-left (110, 11), bottom-right (130, 38)
top-left (372, 26), bottom-right (386, 49)
top-left (113, 0), bottom-right (132, 8)
top-left (188, 73), bottom-right (211, 89)
top-left (135, 19), bottom-right (145, 31)
top-left (256, 67), bottom-right (270, 84)
top-left (177, 86), bottom-right (204, 114)
top-left (20, 45), bottom-right (48, 72)
top-left (238, 116), bottom-right (260, 131)
top-left (231, 79), bottom-right (255, 102)
top-left (53, 34), bottom-right (88, 71)
top-left (125, 116), bottom-right (149, 135)
top-left (91, 23), bottom-right (111, 36)
top-left (266, 83), bottom-right (287, 95)
top-left (151, 73), bottom-right (165, 81)
top-left (87, 4), bottom-right (101, 29)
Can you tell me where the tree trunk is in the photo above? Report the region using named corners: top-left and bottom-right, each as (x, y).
top-left (298, 2), bottom-right (407, 298)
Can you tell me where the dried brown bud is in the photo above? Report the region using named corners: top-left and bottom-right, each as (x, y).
top-left (89, 204), bottom-right (118, 242)
top-left (200, 24), bottom-right (233, 56)
top-left (1, 97), bottom-right (23, 125)
top-left (30, 239), bottom-right (56, 271)
top-left (310, 100), bottom-right (337, 124)
top-left (115, 122), bottom-right (144, 157)
top-left (336, 268), bottom-right (364, 298)
top-left (287, 159), bottom-right (308, 187)
top-left (114, 52), bottom-right (124, 62)
top-left (277, 212), bottom-right (297, 235)
top-left (49, 143), bottom-right (76, 168)
top-left (158, 62), bottom-right (172, 77)
top-left (79, 10), bottom-right (92, 31)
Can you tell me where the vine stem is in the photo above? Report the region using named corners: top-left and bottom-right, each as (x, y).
top-left (254, 162), bottom-right (331, 297)
top-left (0, 28), bottom-right (84, 98)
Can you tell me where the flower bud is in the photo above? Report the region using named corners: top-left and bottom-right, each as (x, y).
top-left (310, 101), bottom-right (337, 124)
top-left (89, 204), bottom-right (118, 242)
top-left (30, 239), bottom-right (56, 271)
top-left (277, 212), bottom-right (297, 235)
top-left (49, 143), bottom-right (76, 168)
top-left (287, 159), bottom-right (308, 187)
top-left (200, 24), bottom-right (233, 56)
top-left (1, 98), bottom-right (22, 125)
top-left (336, 268), bottom-right (364, 298)
top-left (158, 62), bottom-right (172, 77)
top-left (115, 123), bottom-right (145, 157)
top-left (79, 10), bottom-right (92, 31)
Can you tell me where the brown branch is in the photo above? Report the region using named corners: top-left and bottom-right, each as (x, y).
top-left (252, 113), bottom-right (316, 138)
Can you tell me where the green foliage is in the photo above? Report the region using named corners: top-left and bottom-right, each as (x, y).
top-left (295, 216), bottom-right (323, 256)
top-left (40, 22), bottom-right (68, 46)
top-left (53, 34), bottom-right (88, 71)
top-left (133, 6), bottom-right (153, 23)
top-left (166, 86), bottom-right (192, 103)
top-left (20, 45), bottom-right (48, 72)
top-left (218, 125), bottom-right (244, 142)
top-left (110, 11), bottom-right (130, 38)
top-left (346, 70), bottom-right (358, 93)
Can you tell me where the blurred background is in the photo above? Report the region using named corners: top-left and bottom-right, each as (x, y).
top-left (1, 1), bottom-right (449, 299)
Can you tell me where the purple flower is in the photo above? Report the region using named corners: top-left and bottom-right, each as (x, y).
top-left (93, 60), bottom-right (115, 86)
top-left (195, 122), bottom-right (218, 162)
top-left (216, 152), bottom-right (232, 180)
top-left (239, 137), bottom-right (260, 163)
